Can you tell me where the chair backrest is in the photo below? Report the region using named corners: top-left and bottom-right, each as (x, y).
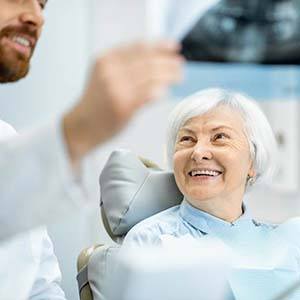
top-left (77, 149), bottom-right (183, 300)
top-left (100, 149), bottom-right (183, 239)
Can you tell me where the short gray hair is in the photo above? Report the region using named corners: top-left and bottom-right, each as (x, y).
top-left (166, 88), bottom-right (278, 184)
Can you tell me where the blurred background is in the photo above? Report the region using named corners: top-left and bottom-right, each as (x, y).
top-left (1, 0), bottom-right (300, 299)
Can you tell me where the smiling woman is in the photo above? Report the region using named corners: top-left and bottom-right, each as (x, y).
top-left (173, 106), bottom-right (255, 221)
top-left (122, 88), bottom-right (300, 300)
top-left (166, 88), bottom-right (277, 221)
top-left (166, 88), bottom-right (277, 183)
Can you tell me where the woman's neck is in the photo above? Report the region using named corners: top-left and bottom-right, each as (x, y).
top-left (185, 196), bottom-right (243, 223)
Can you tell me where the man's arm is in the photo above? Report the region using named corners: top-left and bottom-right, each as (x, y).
top-left (0, 41), bottom-right (183, 240)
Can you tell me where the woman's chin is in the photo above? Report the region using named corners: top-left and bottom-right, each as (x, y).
top-left (184, 184), bottom-right (223, 201)
top-left (186, 192), bottom-right (220, 204)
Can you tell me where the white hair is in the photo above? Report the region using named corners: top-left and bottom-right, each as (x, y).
top-left (166, 88), bottom-right (278, 185)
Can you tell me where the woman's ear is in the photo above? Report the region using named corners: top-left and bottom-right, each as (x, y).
top-left (248, 162), bottom-right (256, 179)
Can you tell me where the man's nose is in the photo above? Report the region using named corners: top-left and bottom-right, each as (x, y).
top-left (19, 0), bottom-right (45, 29)
top-left (191, 143), bottom-right (213, 162)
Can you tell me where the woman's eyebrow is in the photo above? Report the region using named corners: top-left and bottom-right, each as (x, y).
top-left (211, 125), bottom-right (234, 132)
top-left (178, 127), bottom-right (195, 134)
top-left (179, 125), bottom-right (240, 135)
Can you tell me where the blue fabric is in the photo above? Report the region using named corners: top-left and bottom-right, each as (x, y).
top-left (123, 199), bottom-right (300, 300)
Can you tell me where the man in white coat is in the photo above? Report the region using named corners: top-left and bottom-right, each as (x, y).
top-left (0, 121), bottom-right (67, 299)
top-left (0, 0), bottom-right (183, 298)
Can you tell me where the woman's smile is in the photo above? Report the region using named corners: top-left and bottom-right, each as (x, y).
top-left (188, 167), bottom-right (223, 182)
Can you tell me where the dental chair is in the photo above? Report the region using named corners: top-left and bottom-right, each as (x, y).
top-left (76, 149), bottom-right (183, 300)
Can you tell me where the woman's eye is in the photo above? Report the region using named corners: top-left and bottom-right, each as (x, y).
top-left (213, 133), bottom-right (229, 141)
top-left (179, 136), bottom-right (194, 143)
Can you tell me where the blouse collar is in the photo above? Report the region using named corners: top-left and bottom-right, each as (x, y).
top-left (179, 198), bottom-right (254, 235)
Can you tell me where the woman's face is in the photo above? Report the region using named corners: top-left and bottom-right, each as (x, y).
top-left (173, 105), bottom-right (255, 209)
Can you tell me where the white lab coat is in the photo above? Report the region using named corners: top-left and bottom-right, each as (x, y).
top-left (0, 119), bottom-right (89, 240)
top-left (0, 120), bottom-right (66, 299)
top-left (0, 228), bottom-right (66, 300)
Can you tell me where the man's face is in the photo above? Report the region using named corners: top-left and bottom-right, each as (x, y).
top-left (0, 0), bottom-right (46, 83)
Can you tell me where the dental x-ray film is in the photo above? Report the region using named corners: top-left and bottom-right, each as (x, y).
top-left (168, 0), bottom-right (300, 64)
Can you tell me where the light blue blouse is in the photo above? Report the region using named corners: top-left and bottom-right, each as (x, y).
top-left (123, 199), bottom-right (300, 300)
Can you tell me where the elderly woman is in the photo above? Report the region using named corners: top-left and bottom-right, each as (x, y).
top-left (123, 88), bottom-right (300, 299)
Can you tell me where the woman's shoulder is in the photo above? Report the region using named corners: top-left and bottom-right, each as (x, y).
top-left (275, 217), bottom-right (300, 232)
top-left (123, 205), bottom-right (182, 246)
top-left (251, 217), bottom-right (300, 230)
top-left (128, 205), bottom-right (181, 234)
top-left (271, 217), bottom-right (300, 246)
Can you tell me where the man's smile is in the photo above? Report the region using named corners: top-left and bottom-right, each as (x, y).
top-left (1, 34), bottom-right (35, 57)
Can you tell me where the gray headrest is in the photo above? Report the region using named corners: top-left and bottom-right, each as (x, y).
top-left (99, 149), bottom-right (183, 239)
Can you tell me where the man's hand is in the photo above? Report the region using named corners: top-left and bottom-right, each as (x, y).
top-left (63, 41), bottom-right (184, 164)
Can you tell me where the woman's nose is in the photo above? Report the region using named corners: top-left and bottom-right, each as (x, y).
top-left (191, 144), bottom-right (213, 162)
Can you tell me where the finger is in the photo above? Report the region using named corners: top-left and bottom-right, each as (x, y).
top-left (124, 56), bottom-right (184, 83)
top-left (150, 40), bottom-right (182, 54)
top-left (143, 71), bottom-right (183, 86)
top-left (134, 53), bottom-right (185, 69)
top-left (129, 71), bottom-right (183, 90)
top-left (121, 40), bottom-right (183, 62)
top-left (131, 75), bottom-right (182, 107)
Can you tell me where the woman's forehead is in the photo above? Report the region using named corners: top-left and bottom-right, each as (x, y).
top-left (178, 105), bottom-right (247, 136)
top-left (180, 106), bottom-right (246, 133)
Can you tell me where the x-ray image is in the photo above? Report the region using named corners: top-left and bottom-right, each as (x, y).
top-left (180, 0), bottom-right (300, 64)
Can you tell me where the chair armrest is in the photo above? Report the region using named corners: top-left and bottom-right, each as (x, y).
top-left (77, 245), bottom-right (104, 300)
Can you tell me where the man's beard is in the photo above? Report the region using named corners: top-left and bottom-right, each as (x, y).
top-left (0, 25), bottom-right (37, 83)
